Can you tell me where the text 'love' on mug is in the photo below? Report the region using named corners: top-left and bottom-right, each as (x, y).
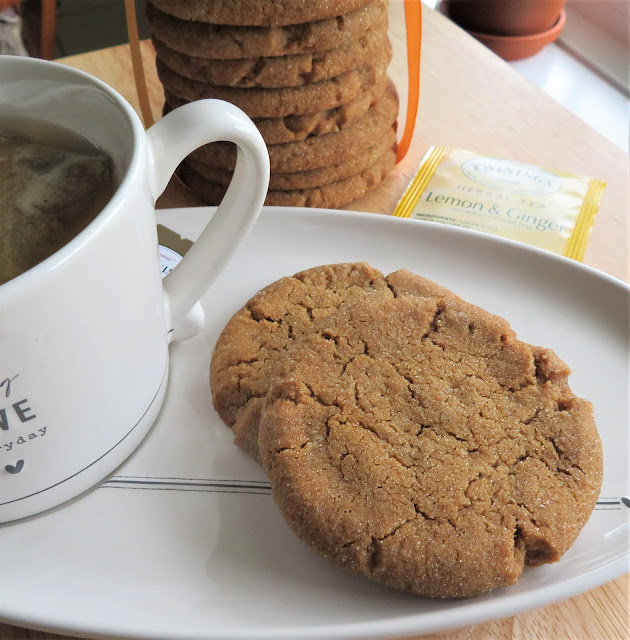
top-left (0, 56), bottom-right (270, 523)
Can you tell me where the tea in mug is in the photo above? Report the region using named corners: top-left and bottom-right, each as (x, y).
top-left (0, 116), bottom-right (117, 286)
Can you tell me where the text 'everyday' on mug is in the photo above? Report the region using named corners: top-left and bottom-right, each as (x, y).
top-left (0, 56), bottom-right (270, 523)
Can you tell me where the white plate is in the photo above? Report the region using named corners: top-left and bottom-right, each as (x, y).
top-left (1, 207), bottom-right (628, 640)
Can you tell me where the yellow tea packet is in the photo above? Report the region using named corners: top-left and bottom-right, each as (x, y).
top-left (393, 147), bottom-right (606, 260)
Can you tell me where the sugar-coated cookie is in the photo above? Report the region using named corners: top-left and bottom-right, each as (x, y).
top-left (148, 0), bottom-right (374, 27)
top-left (181, 142), bottom-right (395, 207)
top-left (163, 75), bottom-right (387, 144)
top-left (185, 127), bottom-right (396, 189)
top-left (156, 48), bottom-right (390, 118)
top-left (152, 28), bottom-right (389, 88)
top-left (210, 263), bottom-right (393, 458)
top-left (188, 80), bottom-right (398, 172)
top-left (146, 1), bottom-right (387, 59)
top-left (258, 293), bottom-right (602, 598)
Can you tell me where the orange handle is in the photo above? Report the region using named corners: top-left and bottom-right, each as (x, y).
top-left (125, 0), bottom-right (154, 128)
top-left (397, 0), bottom-right (422, 163)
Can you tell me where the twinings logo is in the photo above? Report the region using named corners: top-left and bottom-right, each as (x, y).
top-left (461, 157), bottom-right (562, 195)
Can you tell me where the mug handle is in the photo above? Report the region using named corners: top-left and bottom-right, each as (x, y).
top-left (145, 99), bottom-right (269, 342)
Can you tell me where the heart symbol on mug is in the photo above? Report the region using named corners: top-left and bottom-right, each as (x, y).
top-left (5, 460), bottom-right (24, 474)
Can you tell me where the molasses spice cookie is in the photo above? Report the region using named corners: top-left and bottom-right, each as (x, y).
top-left (209, 263), bottom-right (486, 460)
top-left (147, 1), bottom-right (388, 59)
top-left (156, 51), bottom-right (390, 118)
top-left (185, 127), bottom-right (396, 189)
top-left (180, 142), bottom-right (396, 208)
top-left (258, 294), bottom-right (603, 598)
top-left (210, 263), bottom-right (394, 459)
top-left (165, 74), bottom-right (388, 144)
top-left (152, 29), bottom-right (389, 88)
top-left (149, 0), bottom-right (373, 27)
top-left (189, 79), bottom-right (399, 172)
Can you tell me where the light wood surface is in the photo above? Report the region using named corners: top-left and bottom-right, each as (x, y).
top-left (2, 4), bottom-right (628, 640)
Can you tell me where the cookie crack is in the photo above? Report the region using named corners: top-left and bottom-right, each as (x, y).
top-left (342, 354), bottom-right (361, 377)
top-left (512, 438), bottom-right (585, 480)
top-left (366, 514), bottom-right (417, 573)
top-left (421, 301), bottom-right (446, 340)
top-left (556, 398), bottom-right (574, 412)
top-left (347, 421), bottom-right (413, 473)
top-left (273, 440), bottom-right (309, 456)
top-left (235, 374), bottom-right (266, 397)
top-left (389, 363), bottom-right (431, 413)
top-left (292, 299), bottom-right (316, 321)
top-left (550, 437), bottom-right (564, 461)
top-left (226, 32), bottom-right (247, 56)
top-left (512, 508), bottom-right (559, 565)
top-left (303, 381), bottom-right (343, 410)
top-left (321, 330), bottom-right (342, 346)
top-left (245, 58), bottom-right (267, 84)
top-left (549, 436), bottom-right (585, 477)
top-left (463, 474), bottom-right (485, 501)
top-left (443, 429), bottom-right (468, 444)
top-left (523, 408), bottom-right (541, 425)
top-left (413, 503), bottom-right (436, 521)
top-left (245, 303), bottom-right (288, 324)
top-left (366, 537), bottom-right (379, 571)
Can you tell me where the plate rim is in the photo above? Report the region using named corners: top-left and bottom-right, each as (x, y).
top-left (174, 204), bottom-right (629, 291)
top-left (2, 553), bottom-right (627, 640)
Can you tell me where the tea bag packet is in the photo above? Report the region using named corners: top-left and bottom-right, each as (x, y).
top-left (0, 132), bottom-right (115, 286)
top-left (394, 147), bottom-right (606, 260)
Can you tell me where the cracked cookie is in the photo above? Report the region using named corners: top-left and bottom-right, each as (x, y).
top-left (185, 127), bottom-right (396, 189)
top-left (148, 0), bottom-right (374, 27)
top-left (258, 294), bottom-right (602, 598)
top-left (164, 75), bottom-right (388, 144)
top-left (210, 263), bottom-right (394, 459)
top-left (156, 48), bottom-right (390, 118)
top-left (188, 80), bottom-right (398, 172)
top-left (146, 1), bottom-right (388, 59)
top-left (152, 29), bottom-right (389, 89)
top-left (180, 141), bottom-right (396, 207)
top-left (210, 263), bottom-right (487, 460)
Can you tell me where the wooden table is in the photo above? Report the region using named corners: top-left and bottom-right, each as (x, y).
top-left (2, 4), bottom-right (628, 639)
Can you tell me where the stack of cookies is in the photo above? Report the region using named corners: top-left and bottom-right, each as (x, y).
top-left (210, 263), bottom-right (603, 598)
top-left (146, 0), bottom-right (397, 208)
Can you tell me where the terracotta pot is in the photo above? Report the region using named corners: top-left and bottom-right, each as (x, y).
top-left (440, 0), bottom-right (567, 36)
top-left (468, 9), bottom-right (566, 60)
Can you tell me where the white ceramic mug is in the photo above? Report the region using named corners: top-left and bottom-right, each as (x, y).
top-left (0, 56), bottom-right (269, 523)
